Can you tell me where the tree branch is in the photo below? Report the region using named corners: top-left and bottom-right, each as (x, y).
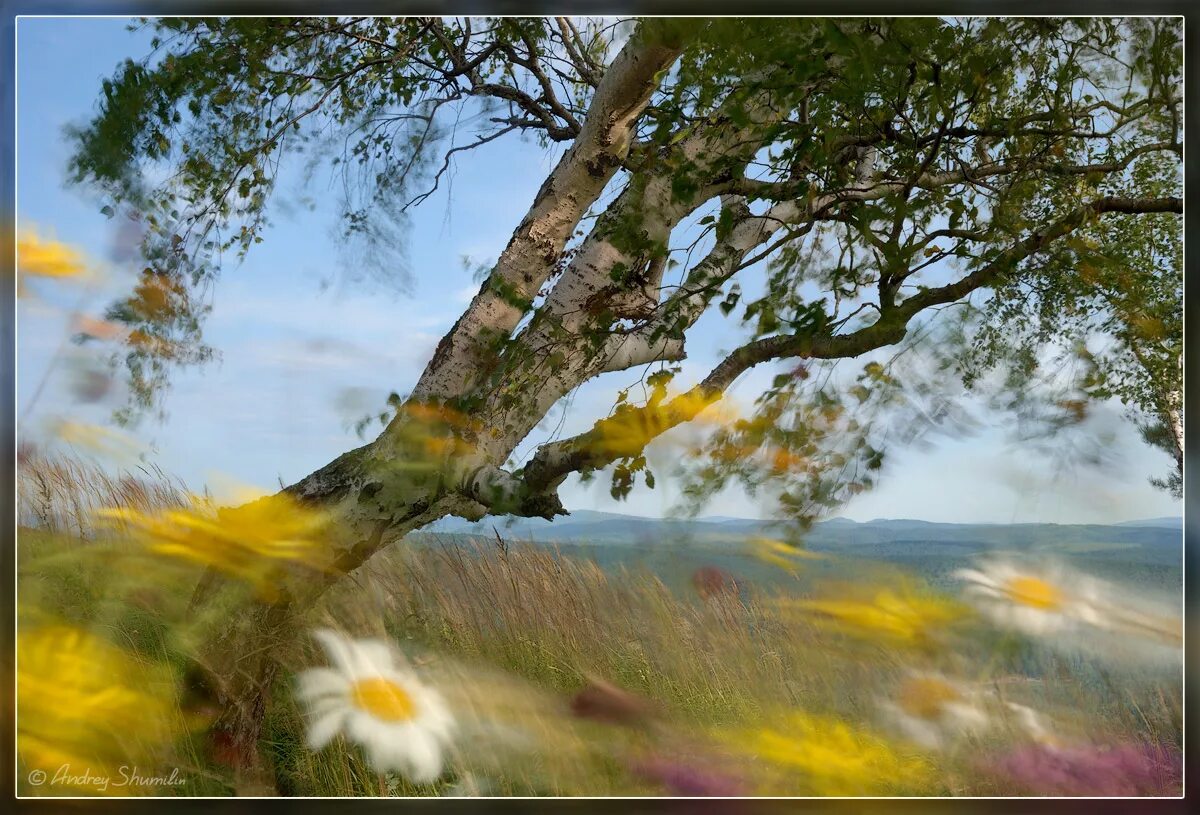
top-left (510, 194), bottom-right (1181, 504)
top-left (409, 24), bottom-right (690, 403)
top-left (598, 332), bottom-right (687, 373)
top-left (898, 195), bottom-right (1182, 316)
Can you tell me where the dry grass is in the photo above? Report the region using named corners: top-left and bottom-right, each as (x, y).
top-left (18, 450), bottom-right (188, 537)
top-left (15, 454), bottom-right (1184, 797)
top-left (332, 537), bottom-right (937, 727)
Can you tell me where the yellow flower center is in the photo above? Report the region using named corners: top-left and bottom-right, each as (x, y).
top-left (897, 677), bottom-right (960, 719)
top-left (349, 677), bottom-right (416, 721)
top-left (1003, 576), bottom-right (1063, 610)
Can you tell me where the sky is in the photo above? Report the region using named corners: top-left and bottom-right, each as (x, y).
top-left (15, 17), bottom-right (1183, 525)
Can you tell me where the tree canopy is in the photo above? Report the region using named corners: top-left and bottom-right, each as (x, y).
top-left (68, 16), bottom-right (1182, 574)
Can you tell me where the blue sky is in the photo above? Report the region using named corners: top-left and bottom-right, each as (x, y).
top-left (16, 17), bottom-right (1182, 524)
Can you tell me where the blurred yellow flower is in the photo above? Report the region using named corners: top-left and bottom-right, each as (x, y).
top-left (881, 672), bottom-right (991, 750)
top-left (732, 711), bottom-right (933, 795)
top-left (97, 490), bottom-right (330, 597)
top-left (18, 227), bottom-right (90, 279)
top-left (780, 584), bottom-right (966, 649)
top-left (897, 676), bottom-right (960, 719)
top-left (747, 537), bottom-right (826, 573)
top-left (18, 624), bottom-right (182, 794)
top-left (1003, 575), bottom-right (1063, 610)
top-left (51, 419), bottom-right (147, 464)
top-left (593, 389), bottom-right (733, 458)
top-left (383, 402), bottom-right (481, 471)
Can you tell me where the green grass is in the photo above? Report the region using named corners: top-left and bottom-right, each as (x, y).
top-left (15, 454), bottom-right (1184, 797)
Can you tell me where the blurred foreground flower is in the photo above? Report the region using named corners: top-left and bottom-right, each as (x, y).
top-left (779, 583), bottom-right (965, 650)
top-left (593, 389), bottom-right (736, 458)
top-left (731, 711), bottom-right (933, 795)
top-left (880, 673), bottom-right (989, 750)
top-left (51, 419), bottom-right (147, 464)
top-left (748, 537), bottom-right (826, 574)
top-left (954, 560), bottom-right (1181, 645)
top-left (18, 624), bottom-right (182, 793)
top-left (631, 754), bottom-right (744, 796)
top-left (1002, 702), bottom-right (1061, 747)
top-left (569, 677), bottom-right (654, 726)
top-left (18, 227), bottom-right (91, 280)
top-left (985, 742), bottom-right (1181, 796)
top-left (384, 402), bottom-right (481, 472)
top-left (64, 354), bottom-right (116, 404)
top-left (691, 566), bottom-right (740, 601)
top-left (97, 489), bottom-right (329, 597)
top-left (296, 629), bottom-right (456, 783)
top-left (73, 314), bottom-right (129, 342)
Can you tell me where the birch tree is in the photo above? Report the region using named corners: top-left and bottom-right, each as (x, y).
top-left (67, 16), bottom-right (1182, 758)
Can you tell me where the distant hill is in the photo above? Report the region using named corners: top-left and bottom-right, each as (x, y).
top-left (419, 510), bottom-right (1182, 596)
top-left (1115, 516), bottom-right (1183, 529)
top-left (425, 510), bottom-right (1182, 550)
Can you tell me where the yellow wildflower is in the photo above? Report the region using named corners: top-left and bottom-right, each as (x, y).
top-left (747, 537), bottom-right (827, 573)
top-left (897, 676), bottom-right (961, 719)
top-left (780, 583), bottom-right (966, 649)
top-left (593, 389), bottom-right (732, 458)
top-left (97, 490), bottom-right (330, 597)
top-left (18, 227), bottom-right (89, 279)
top-left (731, 711), bottom-right (934, 795)
top-left (381, 402), bottom-right (481, 471)
top-left (51, 419), bottom-right (147, 464)
top-left (18, 624), bottom-right (182, 794)
top-left (1003, 575), bottom-right (1064, 611)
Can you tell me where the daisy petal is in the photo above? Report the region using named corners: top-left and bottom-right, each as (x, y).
top-left (402, 731), bottom-right (444, 783)
top-left (350, 638), bottom-right (397, 675)
top-left (306, 709), bottom-right (348, 751)
top-left (312, 629), bottom-right (361, 676)
top-left (296, 667), bottom-right (349, 702)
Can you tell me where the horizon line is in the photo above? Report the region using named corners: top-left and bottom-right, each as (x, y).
top-left (435, 510), bottom-right (1183, 527)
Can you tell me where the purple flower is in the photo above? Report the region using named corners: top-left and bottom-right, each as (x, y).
top-left (986, 742), bottom-right (1181, 796)
top-left (631, 755), bottom-right (745, 797)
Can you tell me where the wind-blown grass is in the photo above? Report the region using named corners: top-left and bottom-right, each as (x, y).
top-left (15, 455), bottom-right (1183, 797)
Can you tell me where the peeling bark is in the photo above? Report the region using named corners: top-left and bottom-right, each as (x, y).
top-left (410, 27), bottom-right (688, 404)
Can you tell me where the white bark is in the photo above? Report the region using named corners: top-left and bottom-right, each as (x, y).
top-left (460, 88), bottom-right (790, 466)
top-left (410, 29), bottom-right (686, 403)
top-left (598, 333), bottom-right (686, 373)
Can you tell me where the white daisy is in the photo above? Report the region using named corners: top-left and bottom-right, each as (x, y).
top-left (952, 560), bottom-right (1096, 636)
top-left (954, 559), bottom-right (1181, 647)
top-left (296, 629), bottom-right (455, 782)
top-left (879, 673), bottom-right (990, 750)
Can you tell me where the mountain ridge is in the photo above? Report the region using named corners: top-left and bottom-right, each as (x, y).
top-left (425, 510), bottom-right (1183, 536)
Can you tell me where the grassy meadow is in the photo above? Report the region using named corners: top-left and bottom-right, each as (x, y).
top-left (16, 454), bottom-right (1184, 797)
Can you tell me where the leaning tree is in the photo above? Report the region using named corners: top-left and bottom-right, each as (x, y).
top-left (68, 16), bottom-right (1182, 762)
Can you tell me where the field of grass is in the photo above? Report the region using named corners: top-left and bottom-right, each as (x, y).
top-left (15, 454), bottom-right (1184, 797)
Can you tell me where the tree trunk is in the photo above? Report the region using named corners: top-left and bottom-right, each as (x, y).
top-left (195, 468), bottom-right (462, 777)
top-left (203, 601), bottom-right (290, 785)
